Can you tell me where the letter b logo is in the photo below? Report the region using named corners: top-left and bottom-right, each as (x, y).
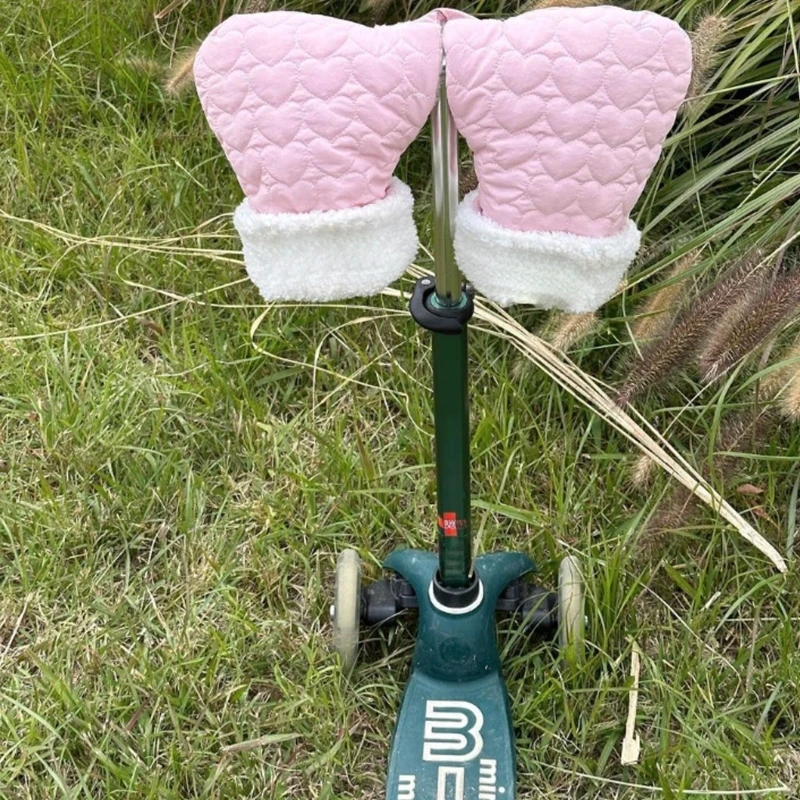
top-left (422, 701), bottom-right (484, 762)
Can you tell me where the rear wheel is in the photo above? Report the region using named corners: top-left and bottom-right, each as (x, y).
top-left (558, 555), bottom-right (585, 667)
top-left (331, 549), bottom-right (361, 674)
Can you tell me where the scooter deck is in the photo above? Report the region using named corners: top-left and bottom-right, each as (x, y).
top-left (387, 670), bottom-right (514, 800)
top-left (383, 549), bottom-right (535, 800)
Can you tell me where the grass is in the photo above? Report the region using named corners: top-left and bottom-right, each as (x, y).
top-left (1, 0), bottom-right (800, 797)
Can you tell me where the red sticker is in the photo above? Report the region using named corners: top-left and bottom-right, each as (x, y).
top-left (440, 511), bottom-right (458, 537)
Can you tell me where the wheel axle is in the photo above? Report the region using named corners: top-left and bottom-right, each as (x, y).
top-left (359, 572), bottom-right (560, 635)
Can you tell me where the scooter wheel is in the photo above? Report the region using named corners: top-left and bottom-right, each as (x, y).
top-left (558, 555), bottom-right (585, 667)
top-left (331, 549), bottom-right (361, 674)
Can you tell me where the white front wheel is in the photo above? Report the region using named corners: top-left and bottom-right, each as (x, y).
top-left (558, 555), bottom-right (585, 667)
top-left (331, 549), bottom-right (361, 674)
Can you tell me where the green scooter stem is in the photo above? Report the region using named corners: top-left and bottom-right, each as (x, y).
top-left (432, 321), bottom-right (471, 587)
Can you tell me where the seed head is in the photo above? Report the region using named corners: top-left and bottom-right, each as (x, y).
top-left (631, 249), bottom-right (700, 344)
top-left (543, 312), bottom-right (599, 352)
top-left (684, 15), bottom-right (730, 116)
top-left (617, 248), bottom-right (769, 406)
top-left (700, 268), bottom-right (800, 383)
top-left (163, 46), bottom-right (199, 97)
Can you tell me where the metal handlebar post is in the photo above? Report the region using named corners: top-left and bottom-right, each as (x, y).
top-left (431, 63), bottom-right (462, 306)
top-left (428, 64), bottom-right (472, 589)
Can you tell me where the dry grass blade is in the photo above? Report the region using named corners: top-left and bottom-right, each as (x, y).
top-left (154, 0), bottom-right (188, 20)
top-left (524, 757), bottom-right (790, 795)
top-left (0, 210), bottom-right (242, 261)
top-left (221, 732), bottom-right (299, 755)
top-left (248, 307), bottom-right (410, 406)
top-left (620, 643), bottom-right (642, 766)
top-left (464, 298), bottom-right (787, 573)
top-left (523, 0), bottom-right (600, 9)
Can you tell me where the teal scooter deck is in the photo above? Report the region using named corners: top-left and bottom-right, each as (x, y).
top-left (384, 550), bottom-right (535, 800)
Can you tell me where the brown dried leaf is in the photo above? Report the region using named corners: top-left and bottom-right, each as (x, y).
top-left (736, 483), bottom-right (764, 496)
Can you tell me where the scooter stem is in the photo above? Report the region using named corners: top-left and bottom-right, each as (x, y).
top-left (431, 60), bottom-right (461, 306)
top-left (428, 60), bottom-right (475, 588)
top-left (382, 59), bottom-right (546, 800)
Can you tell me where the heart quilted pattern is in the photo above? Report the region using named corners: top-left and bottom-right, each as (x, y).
top-left (194, 11), bottom-right (441, 214)
top-left (444, 7), bottom-right (692, 238)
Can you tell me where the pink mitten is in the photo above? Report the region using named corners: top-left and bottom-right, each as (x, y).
top-left (194, 12), bottom-right (441, 301)
top-left (444, 7), bottom-right (692, 311)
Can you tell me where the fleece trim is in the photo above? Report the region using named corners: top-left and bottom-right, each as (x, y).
top-left (454, 191), bottom-right (641, 312)
top-left (233, 178), bottom-right (418, 302)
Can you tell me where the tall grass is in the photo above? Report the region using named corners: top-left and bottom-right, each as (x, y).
top-left (2, 1), bottom-right (799, 797)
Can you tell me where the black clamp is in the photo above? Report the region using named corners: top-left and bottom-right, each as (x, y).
top-left (409, 275), bottom-right (475, 334)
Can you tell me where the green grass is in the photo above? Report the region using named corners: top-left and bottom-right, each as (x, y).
top-left (1, 0), bottom-right (800, 797)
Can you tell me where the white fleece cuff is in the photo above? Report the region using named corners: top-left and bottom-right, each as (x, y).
top-left (454, 191), bottom-right (641, 312)
top-left (233, 177), bottom-right (419, 302)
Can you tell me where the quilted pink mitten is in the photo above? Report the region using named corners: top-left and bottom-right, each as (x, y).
top-left (194, 12), bottom-right (441, 301)
top-left (444, 7), bottom-right (692, 311)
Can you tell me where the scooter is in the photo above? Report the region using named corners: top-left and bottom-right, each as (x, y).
top-left (330, 64), bottom-right (586, 800)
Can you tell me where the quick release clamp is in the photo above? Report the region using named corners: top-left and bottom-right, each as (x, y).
top-left (409, 276), bottom-right (475, 335)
